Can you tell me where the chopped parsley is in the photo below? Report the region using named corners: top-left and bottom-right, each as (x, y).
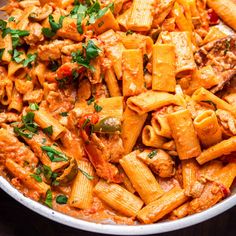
top-left (0, 48), bottom-right (4, 61)
top-left (148, 150), bottom-right (158, 159)
top-left (60, 112), bottom-right (68, 117)
top-left (201, 100), bottom-right (217, 110)
top-left (8, 17), bottom-right (15, 22)
top-left (44, 189), bottom-right (53, 208)
top-left (30, 173), bottom-right (42, 182)
top-left (43, 126), bottom-right (53, 136)
top-left (126, 30), bottom-right (134, 35)
top-left (71, 40), bottom-right (101, 71)
top-left (56, 195), bottom-right (68, 204)
top-left (78, 167), bottom-right (94, 180)
top-left (94, 102), bottom-right (102, 112)
top-left (42, 15), bottom-right (65, 38)
top-left (87, 96), bottom-right (95, 105)
top-left (11, 49), bottom-right (24, 63)
top-left (22, 53), bottom-right (37, 68)
top-left (29, 103), bottom-right (39, 111)
top-left (41, 146), bottom-right (68, 162)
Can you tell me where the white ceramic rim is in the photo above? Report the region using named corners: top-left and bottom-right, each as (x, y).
top-left (0, 176), bottom-right (235, 235)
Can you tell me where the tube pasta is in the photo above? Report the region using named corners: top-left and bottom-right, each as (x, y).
top-left (69, 161), bottom-right (95, 209)
top-left (170, 202), bottom-right (190, 220)
top-left (122, 49), bottom-right (144, 97)
top-left (0, 34), bottom-right (12, 63)
top-left (151, 113), bottom-right (172, 138)
top-left (34, 108), bottom-right (66, 140)
top-left (119, 151), bottom-right (164, 204)
top-left (194, 110), bottom-right (222, 147)
top-left (0, 78), bottom-right (13, 106)
top-left (128, 0), bottom-right (155, 31)
top-left (8, 61), bottom-right (27, 80)
top-left (152, 44), bottom-right (176, 92)
top-left (167, 109), bottom-right (201, 160)
top-left (121, 107), bottom-right (147, 154)
top-left (127, 90), bottom-right (180, 115)
top-left (5, 158), bottom-right (50, 196)
top-left (196, 136), bottom-right (236, 165)
top-left (137, 186), bottom-right (188, 223)
top-left (167, 32), bottom-right (196, 77)
top-left (104, 69), bottom-right (121, 97)
top-left (116, 7), bottom-right (132, 30)
top-left (94, 180), bottom-right (143, 217)
top-left (142, 125), bottom-right (166, 148)
top-left (8, 87), bottom-right (23, 112)
top-left (192, 87), bottom-right (236, 117)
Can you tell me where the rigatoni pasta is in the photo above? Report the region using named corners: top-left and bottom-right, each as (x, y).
top-left (0, 0), bottom-right (236, 226)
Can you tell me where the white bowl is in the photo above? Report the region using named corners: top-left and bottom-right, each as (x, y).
top-left (0, 176), bottom-right (235, 235)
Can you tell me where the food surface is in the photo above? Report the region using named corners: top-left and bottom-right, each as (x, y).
top-left (0, 0), bottom-right (236, 225)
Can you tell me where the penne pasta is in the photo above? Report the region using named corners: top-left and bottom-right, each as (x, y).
top-left (120, 151), bottom-right (164, 204)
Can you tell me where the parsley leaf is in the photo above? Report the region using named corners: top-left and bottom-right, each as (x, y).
top-left (94, 102), bottom-right (102, 112)
top-left (29, 103), bottom-right (39, 111)
top-left (56, 195), bottom-right (68, 204)
top-left (41, 146), bottom-right (68, 162)
top-left (78, 167), bottom-right (94, 180)
top-left (22, 112), bottom-right (38, 133)
top-left (8, 17), bottom-right (15, 22)
top-left (0, 19), bottom-right (7, 31)
top-left (44, 189), bottom-right (53, 208)
top-left (77, 5), bottom-right (87, 34)
top-left (60, 112), bottom-right (68, 117)
top-left (2, 28), bottom-right (29, 38)
top-left (42, 27), bottom-right (55, 38)
top-left (11, 49), bottom-right (24, 63)
top-left (0, 48), bottom-right (4, 61)
top-left (13, 127), bottom-right (34, 139)
top-left (22, 53), bottom-right (37, 67)
top-left (87, 96), bottom-right (95, 105)
top-left (30, 174), bottom-right (42, 182)
top-left (43, 126), bottom-right (53, 136)
top-left (42, 165), bottom-right (53, 180)
top-left (148, 150), bottom-right (158, 159)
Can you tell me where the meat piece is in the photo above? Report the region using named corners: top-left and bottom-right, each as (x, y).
top-left (138, 149), bottom-right (175, 178)
top-left (25, 22), bottom-right (44, 46)
top-left (194, 35), bottom-right (236, 93)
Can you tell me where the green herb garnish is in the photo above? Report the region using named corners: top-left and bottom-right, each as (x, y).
top-left (30, 173), bottom-right (42, 182)
top-left (44, 189), bottom-right (53, 208)
top-left (148, 150), bottom-right (158, 159)
top-left (29, 103), bottom-right (39, 111)
top-left (41, 146), bottom-right (68, 162)
top-left (78, 167), bottom-right (94, 180)
top-left (87, 96), bottom-right (95, 105)
top-left (60, 112), bottom-right (68, 117)
top-left (56, 195), bottom-right (68, 204)
top-left (94, 102), bottom-right (102, 112)
top-left (22, 53), bottom-right (37, 67)
top-left (43, 126), bottom-right (53, 136)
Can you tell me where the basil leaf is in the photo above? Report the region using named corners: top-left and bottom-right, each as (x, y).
top-left (30, 174), bottom-right (42, 182)
top-left (56, 195), bottom-right (68, 204)
top-left (43, 126), bottom-right (53, 136)
top-left (148, 150), bottom-right (158, 159)
top-left (44, 189), bottom-right (53, 208)
top-left (2, 28), bottom-right (29, 38)
top-left (22, 112), bottom-right (38, 133)
top-left (78, 167), bottom-right (94, 180)
top-left (29, 103), bottom-right (39, 111)
top-left (85, 40), bottom-right (101, 61)
top-left (22, 53), bottom-right (37, 67)
top-left (42, 165), bottom-right (52, 180)
top-left (49, 15), bottom-right (65, 32)
top-left (94, 102), bottom-right (102, 112)
top-left (0, 19), bottom-right (7, 31)
top-left (11, 35), bottom-right (20, 48)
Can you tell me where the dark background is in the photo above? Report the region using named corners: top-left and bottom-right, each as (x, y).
top-left (0, 189), bottom-right (235, 236)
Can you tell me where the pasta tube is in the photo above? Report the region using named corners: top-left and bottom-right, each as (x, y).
top-left (128, 0), bottom-right (155, 31)
top-left (192, 87), bottom-right (236, 117)
top-left (142, 125), bottom-right (166, 148)
top-left (121, 107), bottom-right (147, 154)
top-left (119, 151), bottom-right (164, 204)
top-left (104, 69), bottom-right (121, 97)
top-left (122, 49), bottom-right (144, 97)
top-left (34, 108), bottom-right (66, 140)
top-left (167, 109), bottom-right (201, 160)
top-left (207, 0), bottom-right (236, 31)
top-left (69, 161), bottom-right (95, 209)
top-left (8, 88), bottom-right (23, 112)
top-left (137, 186), bottom-right (188, 223)
top-left (127, 90), bottom-right (180, 115)
top-left (193, 110), bottom-right (222, 147)
top-left (152, 44), bottom-right (176, 92)
top-left (196, 136), bottom-right (236, 165)
top-left (94, 180), bottom-right (143, 217)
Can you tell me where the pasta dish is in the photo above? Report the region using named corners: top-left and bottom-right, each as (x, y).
top-left (0, 0), bottom-right (236, 225)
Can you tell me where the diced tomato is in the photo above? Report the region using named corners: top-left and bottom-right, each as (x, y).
top-left (57, 64), bottom-right (73, 79)
top-left (208, 9), bottom-right (219, 25)
top-left (78, 113), bottom-right (99, 128)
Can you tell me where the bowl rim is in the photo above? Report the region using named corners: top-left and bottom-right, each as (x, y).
top-left (0, 176), bottom-right (235, 235)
